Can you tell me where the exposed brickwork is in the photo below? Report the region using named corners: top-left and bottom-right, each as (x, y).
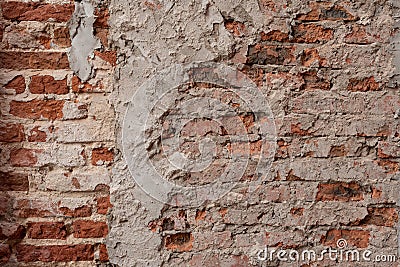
top-left (1, 0), bottom-right (399, 266)
top-left (0, 0), bottom-right (114, 265)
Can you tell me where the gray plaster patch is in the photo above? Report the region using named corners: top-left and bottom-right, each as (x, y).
top-left (68, 0), bottom-right (101, 81)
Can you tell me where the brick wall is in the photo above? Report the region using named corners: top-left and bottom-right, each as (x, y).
top-left (0, 0), bottom-right (399, 266)
top-left (107, 0), bottom-right (400, 266)
top-left (0, 0), bottom-right (114, 265)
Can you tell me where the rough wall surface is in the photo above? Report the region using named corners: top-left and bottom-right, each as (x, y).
top-left (0, 0), bottom-right (399, 266)
top-left (0, 0), bottom-right (115, 265)
top-left (108, 0), bottom-right (400, 266)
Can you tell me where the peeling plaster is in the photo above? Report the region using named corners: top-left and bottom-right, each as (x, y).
top-left (68, 0), bottom-right (101, 82)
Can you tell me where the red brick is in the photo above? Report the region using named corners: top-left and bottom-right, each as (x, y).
top-left (1, 2), bottom-right (74, 22)
top-left (59, 205), bottom-right (92, 218)
top-left (0, 224), bottom-right (26, 240)
top-left (360, 207), bottom-right (398, 227)
top-left (94, 50), bottom-right (116, 66)
top-left (92, 147), bottom-right (114, 166)
top-left (301, 48), bottom-right (327, 67)
top-left (10, 99), bottom-right (64, 120)
top-left (224, 19), bottom-right (246, 37)
top-left (4, 75), bottom-right (25, 94)
top-left (95, 28), bottom-right (109, 48)
top-left (345, 25), bottom-right (373, 44)
top-left (16, 244), bottom-right (94, 262)
top-left (14, 199), bottom-right (54, 218)
top-left (378, 141), bottom-right (400, 159)
top-left (0, 244), bottom-right (11, 263)
top-left (0, 194), bottom-right (11, 217)
top-left (329, 145), bottom-right (347, 157)
top-left (0, 52), bottom-right (69, 70)
top-left (316, 182), bottom-right (364, 201)
top-left (258, 0), bottom-right (276, 12)
top-left (27, 222), bottom-right (67, 239)
top-left (261, 30), bottom-right (289, 42)
top-left (376, 160), bottom-right (399, 174)
top-left (347, 76), bottom-right (379, 92)
top-left (297, 2), bottom-right (356, 21)
top-left (72, 76), bottom-right (103, 93)
top-left (53, 27), bottom-right (71, 47)
top-left (29, 75), bottom-right (68, 94)
top-left (97, 196), bottom-right (113, 215)
top-left (28, 126), bottom-right (47, 142)
top-left (246, 44), bottom-right (295, 65)
top-left (94, 7), bottom-right (110, 28)
top-left (292, 24), bottom-right (333, 43)
top-left (0, 122), bottom-right (25, 142)
top-left (321, 229), bottom-right (370, 248)
top-left (10, 148), bottom-right (42, 167)
top-left (73, 220), bottom-right (108, 238)
top-left (240, 66), bottom-right (264, 87)
top-left (301, 71), bottom-right (331, 90)
top-left (99, 244), bottom-right (109, 262)
top-left (164, 233), bottom-right (193, 252)
top-left (290, 123), bottom-right (313, 136)
top-left (0, 171), bottom-right (29, 191)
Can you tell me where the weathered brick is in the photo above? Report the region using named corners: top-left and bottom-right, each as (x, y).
top-left (71, 76), bottom-right (105, 93)
top-left (59, 205), bottom-right (92, 218)
top-left (316, 182), bottom-right (364, 201)
top-left (53, 27), bottom-right (71, 47)
top-left (224, 19), bottom-right (246, 37)
top-left (301, 48), bottom-right (327, 67)
top-left (360, 207), bottom-right (398, 227)
top-left (94, 7), bottom-right (110, 28)
top-left (40, 167), bottom-right (110, 192)
top-left (2, 22), bottom-right (51, 49)
top-left (10, 148), bottom-right (42, 167)
top-left (73, 220), bottom-right (108, 238)
top-left (0, 244), bottom-right (11, 263)
top-left (15, 198), bottom-right (92, 218)
top-left (0, 223), bottom-right (26, 240)
top-left (0, 52), bottom-right (69, 70)
top-left (97, 196), bottom-right (112, 215)
top-left (28, 126), bottom-right (47, 142)
top-left (261, 30), bottom-right (289, 42)
top-left (16, 244), bottom-right (94, 262)
top-left (0, 122), bottom-right (25, 142)
top-left (27, 222), bottom-right (67, 239)
top-left (164, 233), bottom-right (193, 252)
top-left (297, 2), bottom-right (357, 21)
top-left (378, 141), bottom-right (400, 158)
top-left (10, 99), bottom-right (64, 120)
top-left (321, 229), bottom-right (370, 248)
top-left (4, 75), bottom-right (25, 94)
top-left (300, 71), bottom-right (331, 90)
top-left (29, 75), bottom-right (68, 94)
top-left (0, 171), bottom-right (29, 191)
top-left (99, 244), bottom-right (109, 262)
top-left (94, 50), bottom-right (117, 66)
top-left (345, 25), bottom-right (373, 44)
top-left (347, 76), bottom-right (380, 91)
top-left (1, 2), bottom-right (74, 22)
top-left (247, 44), bottom-right (295, 65)
top-left (292, 24), bottom-right (333, 43)
top-left (92, 147), bottom-right (114, 166)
